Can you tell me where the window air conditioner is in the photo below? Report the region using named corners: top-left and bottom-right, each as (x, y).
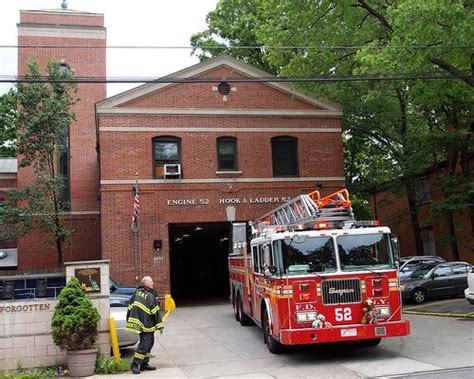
top-left (164, 164), bottom-right (181, 178)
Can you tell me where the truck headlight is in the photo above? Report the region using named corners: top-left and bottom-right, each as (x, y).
top-left (296, 312), bottom-right (318, 322)
top-left (376, 306), bottom-right (391, 318)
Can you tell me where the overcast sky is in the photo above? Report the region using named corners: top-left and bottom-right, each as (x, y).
top-left (0, 0), bottom-right (219, 96)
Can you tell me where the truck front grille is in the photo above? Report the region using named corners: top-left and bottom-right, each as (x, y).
top-left (321, 278), bottom-right (361, 305)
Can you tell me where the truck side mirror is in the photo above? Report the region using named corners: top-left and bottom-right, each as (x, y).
top-left (264, 265), bottom-right (277, 277)
top-left (391, 234), bottom-right (400, 262)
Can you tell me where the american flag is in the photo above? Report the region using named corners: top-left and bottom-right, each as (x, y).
top-left (132, 178), bottom-right (140, 231)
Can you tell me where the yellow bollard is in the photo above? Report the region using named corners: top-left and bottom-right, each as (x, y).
top-left (162, 294), bottom-right (176, 322)
top-left (108, 317), bottom-right (121, 363)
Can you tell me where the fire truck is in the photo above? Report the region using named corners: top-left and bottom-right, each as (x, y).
top-left (228, 188), bottom-right (410, 353)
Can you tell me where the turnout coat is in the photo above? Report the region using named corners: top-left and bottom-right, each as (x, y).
top-left (126, 285), bottom-right (164, 334)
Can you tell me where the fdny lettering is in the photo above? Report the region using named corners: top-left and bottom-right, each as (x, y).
top-left (295, 304), bottom-right (315, 311)
top-left (137, 292), bottom-right (147, 300)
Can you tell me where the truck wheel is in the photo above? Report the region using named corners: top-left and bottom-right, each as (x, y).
top-left (238, 295), bottom-right (252, 326)
top-left (360, 338), bottom-right (381, 347)
top-left (262, 311), bottom-right (283, 354)
top-left (233, 292), bottom-right (240, 322)
top-left (411, 288), bottom-right (427, 304)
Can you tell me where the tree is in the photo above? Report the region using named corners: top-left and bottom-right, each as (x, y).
top-left (191, 0), bottom-right (473, 256)
top-left (0, 88), bottom-right (17, 157)
top-left (0, 60), bottom-right (77, 265)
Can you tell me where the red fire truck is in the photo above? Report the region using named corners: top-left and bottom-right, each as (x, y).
top-left (229, 188), bottom-right (410, 353)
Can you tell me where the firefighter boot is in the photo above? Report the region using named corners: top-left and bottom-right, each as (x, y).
top-left (131, 363), bottom-right (140, 375)
top-left (141, 362), bottom-right (157, 371)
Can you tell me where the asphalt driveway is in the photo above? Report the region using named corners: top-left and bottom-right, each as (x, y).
top-left (99, 299), bottom-right (474, 378)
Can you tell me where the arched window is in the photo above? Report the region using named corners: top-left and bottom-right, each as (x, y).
top-left (152, 136), bottom-right (181, 178)
top-left (217, 137), bottom-right (238, 171)
top-left (271, 136), bottom-right (298, 177)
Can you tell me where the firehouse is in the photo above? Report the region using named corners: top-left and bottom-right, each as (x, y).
top-left (1, 5), bottom-right (346, 302)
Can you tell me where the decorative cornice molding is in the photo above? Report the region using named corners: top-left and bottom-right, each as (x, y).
top-left (99, 126), bottom-right (341, 133)
top-left (101, 177), bottom-right (345, 185)
top-left (97, 108), bottom-right (342, 117)
top-left (18, 25), bottom-right (106, 39)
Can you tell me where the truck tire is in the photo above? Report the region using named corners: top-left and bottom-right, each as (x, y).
top-left (233, 291), bottom-right (240, 322)
top-left (262, 310), bottom-right (283, 354)
top-left (238, 295), bottom-right (252, 326)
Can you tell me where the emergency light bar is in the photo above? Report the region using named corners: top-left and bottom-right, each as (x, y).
top-left (352, 220), bottom-right (380, 228)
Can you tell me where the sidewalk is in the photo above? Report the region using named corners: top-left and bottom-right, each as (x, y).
top-left (92, 300), bottom-right (474, 378)
top-left (403, 298), bottom-right (474, 318)
top-left (93, 301), bottom-right (273, 378)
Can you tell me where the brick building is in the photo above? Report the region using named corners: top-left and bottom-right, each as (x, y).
top-left (369, 173), bottom-right (473, 263)
top-left (2, 6), bottom-right (346, 300)
top-left (97, 56), bottom-right (344, 299)
top-left (14, 7), bottom-right (105, 268)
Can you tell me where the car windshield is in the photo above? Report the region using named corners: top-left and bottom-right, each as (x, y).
top-left (400, 262), bottom-right (422, 272)
top-left (338, 233), bottom-right (395, 271)
top-left (410, 263), bottom-right (437, 278)
top-left (280, 236), bottom-right (337, 275)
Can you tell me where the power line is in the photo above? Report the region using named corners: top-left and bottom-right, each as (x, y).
top-left (0, 74), bottom-right (468, 84)
top-left (0, 44), bottom-right (472, 50)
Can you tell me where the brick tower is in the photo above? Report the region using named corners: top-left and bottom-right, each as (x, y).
top-left (16, 3), bottom-right (105, 268)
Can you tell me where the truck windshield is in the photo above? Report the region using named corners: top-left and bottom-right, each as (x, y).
top-left (280, 236), bottom-right (337, 275)
top-left (337, 233), bottom-right (395, 271)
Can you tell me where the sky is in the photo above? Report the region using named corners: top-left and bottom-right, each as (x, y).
top-left (0, 0), bottom-right (219, 96)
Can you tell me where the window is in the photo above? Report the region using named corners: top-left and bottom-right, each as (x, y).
top-left (58, 125), bottom-right (70, 209)
top-left (433, 266), bottom-right (452, 278)
top-left (271, 137), bottom-right (298, 177)
top-left (414, 177), bottom-right (431, 205)
top-left (252, 245), bottom-right (260, 274)
top-left (279, 236), bottom-right (337, 274)
top-left (153, 137), bottom-right (181, 178)
top-left (338, 233), bottom-right (395, 270)
top-left (452, 264), bottom-right (469, 275)
top-left (420, 227), bottom-right (436, 255)
top-left (217, 137), bottom-right (238, 171)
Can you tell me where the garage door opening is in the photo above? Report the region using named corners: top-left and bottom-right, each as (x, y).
top-left (169, 222), bottom-right (230, 305)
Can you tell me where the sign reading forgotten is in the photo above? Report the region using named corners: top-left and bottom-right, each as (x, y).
top-left (0, 303), bottom-right (51, 313)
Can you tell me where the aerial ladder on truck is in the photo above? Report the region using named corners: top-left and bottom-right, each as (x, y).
top-left (252, 188), bottom-right (356, 237)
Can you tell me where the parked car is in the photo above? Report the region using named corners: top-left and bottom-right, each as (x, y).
top-left (110, 277), bottom-right (136, 296)
top-left (400, 261), bottom-right (471, 304)
top-left (398, 255), bottom-right (446, 279)
top-left (109, 294), bottom-right (139, 348)
top-left (465, 269), bottom-right (474, 305)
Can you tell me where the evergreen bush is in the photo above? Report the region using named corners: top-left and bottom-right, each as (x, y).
top-left (51, 276), bottom-right (100, 351)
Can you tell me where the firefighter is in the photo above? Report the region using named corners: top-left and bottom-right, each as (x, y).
top-left (126, 276), bottom-right (164, 374)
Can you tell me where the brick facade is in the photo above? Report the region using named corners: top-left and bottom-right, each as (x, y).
top-left (97, 56), bottom-right (345, 291)
top-left (15, 9), bottom-right (105, 268)
top-left (369, 175), bottom-right (473, 263)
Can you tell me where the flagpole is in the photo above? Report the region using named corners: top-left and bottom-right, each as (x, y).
top-left (136, 173), bottom-right (143, 280)
top-left (132, 172), bottom-right (142, 281)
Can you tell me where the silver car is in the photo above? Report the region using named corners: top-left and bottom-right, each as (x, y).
top-left (110, 294), bottom-right (139, 348)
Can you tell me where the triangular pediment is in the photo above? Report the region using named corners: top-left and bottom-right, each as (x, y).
top-left (96, 55), bottom-right (342, 115)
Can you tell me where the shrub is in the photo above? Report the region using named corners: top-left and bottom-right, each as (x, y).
top-left (95, 356), bottom-right (131, 374)
top-left (51, 276), bottom-right (100, 351)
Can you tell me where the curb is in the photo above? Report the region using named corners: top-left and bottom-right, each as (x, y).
top-left (403, 310), bottom-right (474, 318)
